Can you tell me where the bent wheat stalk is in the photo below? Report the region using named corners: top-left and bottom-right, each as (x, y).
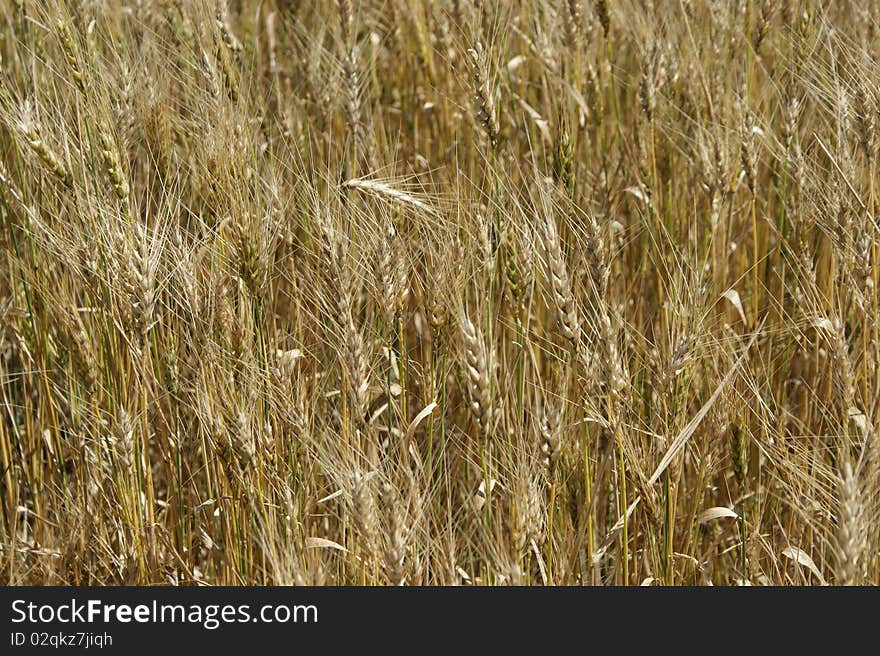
top-left (341, 177), bottom-right (438, 217)
top-left (592, 318), bottom-right (765, 565)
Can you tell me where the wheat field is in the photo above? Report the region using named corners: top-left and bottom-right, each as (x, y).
top-left (0, 0), bottom-right (877, 586)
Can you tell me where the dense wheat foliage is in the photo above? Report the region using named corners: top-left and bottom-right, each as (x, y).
top-left (0, 0), bottom-right (878, 586)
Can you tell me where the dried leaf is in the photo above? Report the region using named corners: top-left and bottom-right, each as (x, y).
top-left (698, 506), bottom-right (739, 523)
top-left (406, 401), bottom-right (437, 440)
top-left (317, 489), bottom-right (344, 504)
top-left (306, 537), bottom-right (348, 552)
top-left (625, 185), bottom-right (649, 204)
top-left (782, 546), bottom-right (827, 585)
top-left (722, 289), bottom-right (748, 326)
